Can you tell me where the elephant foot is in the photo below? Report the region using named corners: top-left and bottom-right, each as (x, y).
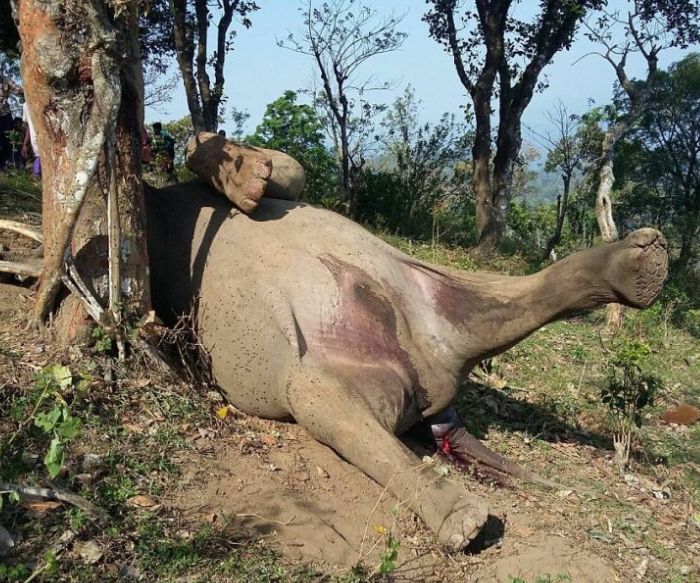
top-left (185, 132), bottom-right (273, 214)
top-left (607, 228), bottom-right (668, 308)
top-left (227, 149), bottom-right (273, 213)
top-left (423, 483), bottom-right (489, 551)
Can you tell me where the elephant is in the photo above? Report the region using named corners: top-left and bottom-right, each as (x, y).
top-left (144, 175), bottom-right (668, 551)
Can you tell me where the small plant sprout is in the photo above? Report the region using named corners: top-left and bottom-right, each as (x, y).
top-left (6, 364), bottom-right (83, 479)
top-left (600, 339), bottom-right (662, 471)
top-left (378, 534), bottom-right (400, 575)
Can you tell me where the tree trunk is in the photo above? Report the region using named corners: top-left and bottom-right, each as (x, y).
top-left (544, 174), bottom-right (571, 259)
top-left (472, 90), bottom-right (496, 253)
top-left (18, 0), bottom-right (149, 338)
top-left (595, 128), bottom-right (622, 333)
top-left (171, 0), bottom-right (206, 132)
top-left (473, 155), bottom-right (497, 252)
top-left (677, 215), bottom-right (699, 270)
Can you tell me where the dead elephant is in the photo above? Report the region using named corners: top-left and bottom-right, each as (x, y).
top-left (145, 179), bottom-right (668, 550)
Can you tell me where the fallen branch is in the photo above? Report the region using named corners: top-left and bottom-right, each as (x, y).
top-left (0, 259), bottom-right (42, 278)
top-left (0, 219), bottom-right (43, 243)
top-left (0, 481), bottom-right (108, 524)
top-left (61, 254), bottom-right (105, 323)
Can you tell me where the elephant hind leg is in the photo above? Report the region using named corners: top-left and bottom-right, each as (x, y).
top-left (286, 366), bottom-right (488, 551)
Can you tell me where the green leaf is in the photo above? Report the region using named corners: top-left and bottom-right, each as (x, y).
top-left (56, 416), bottom-right (81, 440)
top-left (44, 438), bottom-right (65, 479)
top-left (44, 551), bottom-right (59, 576)
top-left (76, 373), bottom-right (93, 392)
top-left (9, 490), bottom-right (20, 503)
top-left (34, 406), bottom-right (62, 432)
top-left (46, 364), bottom-right (72, 389)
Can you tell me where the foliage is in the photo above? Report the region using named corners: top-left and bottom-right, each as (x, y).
top-left (161, 116), bottom-right (194, 165)
top-left (279, 0), bottom-right (406, 215)
top-left (352, 87), bottom-right (474, 242)
top-left (230, 106), bottom-right (251, 140)
top-left (246, 90), bottom-right (340, 204)
top-left (601, 338), bottom-right (662, 470)
top-left (92, 326), bottom-right (113, 353)
top-left (138, 0), bottom-right (175, 74)
top-left (686, 309), bottom-right (700, 338)
top-left (505, 199), bottom-right (558, 258)
top-left (377, 534), bottom-right (400, 575)
top-left (614, 53), bottom-right (700, 269)
top-left (3, 365), bottom-right (84, 480)
top-left (0, 1), bottom-right (19, 59)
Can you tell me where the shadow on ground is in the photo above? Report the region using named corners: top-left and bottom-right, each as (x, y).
top-left (455, 378), bottom-right (614, 452)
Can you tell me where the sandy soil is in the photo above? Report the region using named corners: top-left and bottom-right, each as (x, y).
top-left (171, 419), bottom-right (618, 582)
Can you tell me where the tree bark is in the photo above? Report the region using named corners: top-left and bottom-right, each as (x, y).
top-left (595, 128), bottom-right (622, 332)
top-left (544, 174), bottom-right (571, 259)
top-left (18, 0), bottom-right (149, 337)
top-left (677, 212), bottom-right (699, 270)
top-left (171, 0), bottom-right (245, 133)
top-left (170, 0), bottom-right (205, 132)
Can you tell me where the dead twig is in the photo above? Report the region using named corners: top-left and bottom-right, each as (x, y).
top-left (0, 259), bottom-right (41, 278)
top-left (0, 481), bottom-right (109, 524)
top-left (235, 512), bottom-right (296, 526)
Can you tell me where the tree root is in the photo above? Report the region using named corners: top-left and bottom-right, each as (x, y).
top-left (0, 219), bottom-right (43, 243)
top-left (0, 259), bottom-right (42, 278)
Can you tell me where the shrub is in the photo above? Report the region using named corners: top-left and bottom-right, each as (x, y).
top-left (600, 339), bottom-right (663, 471)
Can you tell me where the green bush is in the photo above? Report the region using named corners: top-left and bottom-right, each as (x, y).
top-left (601, 338), bottom-right (663, 470)
top-left (686, 309), bottom-right (700, 338)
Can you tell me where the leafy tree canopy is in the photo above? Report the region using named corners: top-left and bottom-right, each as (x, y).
top-left (246, 90), bottom-right (340, 205)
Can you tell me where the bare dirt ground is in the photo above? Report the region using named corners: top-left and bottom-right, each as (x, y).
top-left (171, 418), bottom-right (619, 582)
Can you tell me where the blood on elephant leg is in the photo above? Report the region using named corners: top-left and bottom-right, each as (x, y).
top-left (285, 366), bottom-right (488, 551)
top-left (429, 407), bottom-right (562, 489)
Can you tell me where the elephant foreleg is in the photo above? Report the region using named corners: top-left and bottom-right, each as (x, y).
top-left (286, 365), bottom-right (488, 551)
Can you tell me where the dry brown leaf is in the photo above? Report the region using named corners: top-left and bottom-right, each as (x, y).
top-left (127, 495), bottom-right (158, 508)
top-left (511, 524), bottom-right (535, 538)
top-left (21, 499), bottom-right (62, 513)
top-left (261, 434), bottom-right (278, 446)
top-left (122, 423), bottom-right (144, 434)
top-left (76, 540), bottom-right (103, 564)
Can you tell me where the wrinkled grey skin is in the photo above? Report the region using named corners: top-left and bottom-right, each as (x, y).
top-left (146, 181), bottom-right (668, 550)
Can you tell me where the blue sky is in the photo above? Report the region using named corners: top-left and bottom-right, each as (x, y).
top-left (145, 0), bottom-right (697, 143)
